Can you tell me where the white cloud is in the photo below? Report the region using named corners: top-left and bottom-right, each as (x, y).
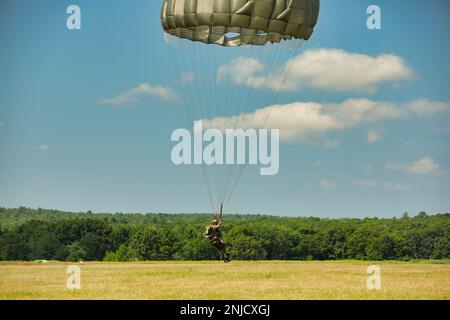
top-left (320, 179), bottom-right (336, 188)
top-left (353, 179), bottom-right (411, 191)
top-left (218, 48), bottom-right (414, 93)
top-left (202, 97), bottom-right (449, 145)
top-left (384, 182), bottom-right (410, 191)
top-left (385, 156), bottom-right (441, 175)
top-left (313, 160), bottom-right (326, 168)
top-left (407, 156), bottom-right (440, 175)
top-left (98, 83), bottom-right (178, 106)
top-left (367, 129), bottom-right (383, 143)
top-left (353, 179), bottom-right (379, 188)
top-left (38, 144), bottom-right (49, 151)
top-left (408, 99), bottom-right (450, 117)
top-left (203, 98), bottom-right (406, 144)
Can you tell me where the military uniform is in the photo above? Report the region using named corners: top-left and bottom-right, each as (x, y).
top-left (204, 220), bottom-right (230, 262)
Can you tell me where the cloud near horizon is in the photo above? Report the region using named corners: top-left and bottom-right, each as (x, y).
top-left (353, 179), bottom-right (379, 188)
top-left (352, 179), bottom-right (410, 191)
top-left (217, 48), bottom-right (414, 93)
top-left (320, 179), bottom-right (336, 188)
top-left (98, 83), bottom-right (178, 106)
top-left (383, 182), bottom-right (410, 191)
top-left (385, 156), bottom-right (442, 175)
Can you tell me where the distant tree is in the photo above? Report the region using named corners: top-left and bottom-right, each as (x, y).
top-left (181, 237), bottom-right (217, 260)
top-left (417, 211), bottom-right (428, 218)
top-left (66, 241), bottom-right (87, 262)
top-left (78, 219), bottom-right (113, 260)
top-left (110, 225), bottom-right (131, 251)
top-left (229, 235), bottom-right (266, 260)
top-left (104, 244), bottom-right (133, 262)
top-left (127, 225), bottom-right (176, 260)
top-left (0, 208), bottom-right (448, 261)
top-left (432, 238), bottom-right (449, 259)
top-left (366, 234), bottom-right (397, 260)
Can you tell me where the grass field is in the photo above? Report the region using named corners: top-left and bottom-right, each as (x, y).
top-left (0, 261), bottom-right (449, 300)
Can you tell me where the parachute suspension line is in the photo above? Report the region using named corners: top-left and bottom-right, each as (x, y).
top-left (190, 38), bottom-right (205, 122)
top-left (225, 164), bottom-right (246, 205)
top-left (194, 39), bottom-right (227, 209)
top-left (211, 38), bottom-right (290, 209)
top-left (221, 40), bottom-right (261, 205)
top-left (254, 41), bottom-right (286, 129)
top-left (166, 34), bottom-right (309, 215)
top-left (204, 41), bottom-right (219, 211)
top-left (206, 42), bottom-right (221, 208)
top-left (167, 36), bottom-right (193, 123)
top-left (221, 39), bottom-right (298, 206)
top-left (222, 41), bottom-right (301, 205)
top-left (200, 161), bottom-right (215, 212)
top-left (218, 31), bottom-right (234, 207)
top-left (205, 49), bottom-right (220, 211)
top-left (257, 42), bottom-right (285, 125)
top-left (179, 37), bottom-right (197, 121)
top-left (207, 34), bottom-right (229, 208)
top-left (224, 39), bottom-right (284, 208)
top-left (208, 32), bottom-right (225, 207)
top-left (196, 35), bottom-right (228, 210)
top-left (193, 40), bottom-right (219, 212)
top-left (167, 35), bottom-right (215, 212)
top-left (168, 36), bottom-right (207, 212)
top-left (258, 40), bottom-right (306, 130)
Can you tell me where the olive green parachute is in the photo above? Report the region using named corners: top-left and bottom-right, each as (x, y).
top-left (161, 0), bottom-right (320, 47)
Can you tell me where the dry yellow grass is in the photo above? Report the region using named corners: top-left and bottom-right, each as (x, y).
top-left (0, 261), bottom-right (449, 300)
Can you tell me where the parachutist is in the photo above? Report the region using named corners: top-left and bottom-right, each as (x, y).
top-left (204, 208), bottom-right (231, 263)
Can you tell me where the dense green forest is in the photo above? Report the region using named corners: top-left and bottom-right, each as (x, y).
top-left (0, 207), bottom-right (448, 261)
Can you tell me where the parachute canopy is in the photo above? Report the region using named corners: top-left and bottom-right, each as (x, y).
top-left (161, 0), bottom-right (320, 47)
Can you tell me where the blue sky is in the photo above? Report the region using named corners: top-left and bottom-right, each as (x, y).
top-left (0, 0), bottom-right (449, 217)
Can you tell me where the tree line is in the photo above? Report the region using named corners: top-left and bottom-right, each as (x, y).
top-left (0, 207), bottom-right (448, 261)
